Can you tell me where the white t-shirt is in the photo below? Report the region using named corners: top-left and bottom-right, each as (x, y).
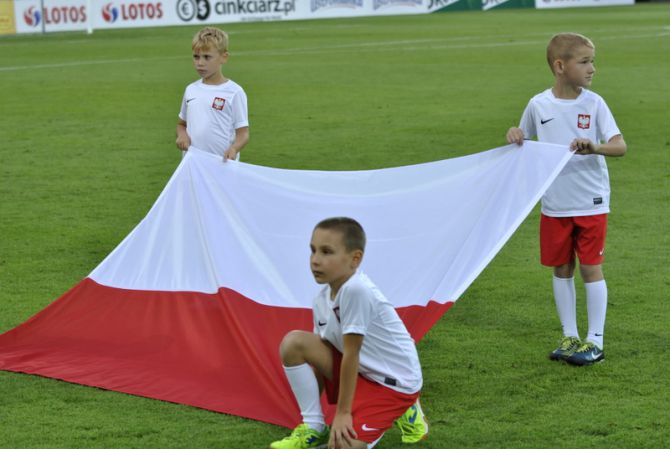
top-left (313, 272), bottom-right (423, 395)
top-left (178, 79), bottom-right (249, 157)
top-left (519, 88), bottom-right (621, 217)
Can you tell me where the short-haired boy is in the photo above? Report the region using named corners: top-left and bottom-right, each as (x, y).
top-left (506, 33), bottom-right (627, 366)
top-left (270, 217), bottom-right (428, 449)
top-left (176, 27), bottom-right (249, 161)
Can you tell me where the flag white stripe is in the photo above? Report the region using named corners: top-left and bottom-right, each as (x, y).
top-left (90, 142), bottom-right (572, 308)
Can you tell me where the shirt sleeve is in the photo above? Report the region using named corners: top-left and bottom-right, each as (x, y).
top-left (232, 88), bottom-right (249, 129)
top-left (339, 284), bottom-right (375, 336)
top-left (519, 99), bottom-right (536, 140)
top-left (596, 97), bottom-right (621, 143)
top-left (178, 89), bottom-right (188, 122)
top-left (312, 297), bottom-right (319, 335)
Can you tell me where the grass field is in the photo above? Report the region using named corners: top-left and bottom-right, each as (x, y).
top-left (1, 4), bottom-right (670, 448)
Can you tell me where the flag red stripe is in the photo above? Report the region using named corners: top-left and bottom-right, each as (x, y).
top-left (0, 278), bottom-right (452, 427)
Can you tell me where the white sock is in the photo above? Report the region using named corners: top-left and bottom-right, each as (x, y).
top-left (553, 276), bottom-right (579, 338)
top-left (284, 364), bottom-right (325, 432)
top-left (585, 280), bottom-right (607, 349)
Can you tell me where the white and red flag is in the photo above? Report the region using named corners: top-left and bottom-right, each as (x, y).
top-left (0, 142), bottom-right (571, 427)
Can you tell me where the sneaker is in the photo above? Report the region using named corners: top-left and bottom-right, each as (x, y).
top-left (565, 342), bottom-right (604, 366)
top-left (548, 336), bottom-right (581, 361)
top-left (269, 423), bottom-right (329, 449)
top-left (395, 399), bottom-right (429, 444)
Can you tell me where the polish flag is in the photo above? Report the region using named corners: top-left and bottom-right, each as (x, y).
top-left (0, 142), bottom-right (571, 427)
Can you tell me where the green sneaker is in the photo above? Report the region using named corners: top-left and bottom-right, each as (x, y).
top-left (548, 336), bottom-right (581, 361)
top-left (269, 423), bottom-right (329, 449)
top-left (565, 341), bottom-right (605, 366)
top-left (395, 399), bottom-right (429, 444)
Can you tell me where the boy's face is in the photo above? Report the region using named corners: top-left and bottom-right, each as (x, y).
top-left (192, 46), bottom-right (228, 83)
top-left (310, 228), bottom-right (362, 289)
top-left (559, 45), bottom-right (596, 88)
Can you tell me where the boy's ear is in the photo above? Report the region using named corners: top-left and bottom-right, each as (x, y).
top-left (553, 59), bottom-right (565, 74)
top-left (350, 249), bottom-right (364, 268)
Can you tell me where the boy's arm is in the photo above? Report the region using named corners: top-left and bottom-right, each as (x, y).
top-left (571, 134), bottom-right (626, 157)
top-left (176, 119), bottom-right (190, 151)
top-left (223, 126), bottom-right (249, 161)
top-left (330, 333), bottom-right (363, 449)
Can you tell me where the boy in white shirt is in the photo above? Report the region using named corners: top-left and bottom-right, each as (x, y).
top-left (506, 33), bottom-right (627, 366)
top-left (176, 27), bottom-right (249, 161)
top-left (270, 218), bottom-right (428, 449)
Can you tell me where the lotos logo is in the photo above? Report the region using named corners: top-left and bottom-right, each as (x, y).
top-left (24, 5), bottom-right (85, 26)
top-left (23, 6), bottom-right (42, 27)
top-left (102, 3), bottom-right (120, 22)
top-left (104, 2), bottom-right (164, 22)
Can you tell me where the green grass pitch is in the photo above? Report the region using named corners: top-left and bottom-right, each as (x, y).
top-left (1, 4), bottom-right (670, 448)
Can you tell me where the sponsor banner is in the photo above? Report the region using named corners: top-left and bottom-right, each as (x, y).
top-left (429, 0), bottom-right (483, 12)
top-left (535, 0), bottom-right (632, 8)
top-left (15, 0), bottom-right (88, 33)
top-left (172, 0), bottom-right (300, 24)
top-left (305, 0), bottom-right (426, 18)
top-left (483, 0), bottom-right (533, 10)
top-left (11, 0), bottom-right (635, 34)
top-left (95, 1), bottom-right (167, 29)
top-left (11, 0), bottom-right (450, 33)
top-left (1, 0), bottom-right (17, 34)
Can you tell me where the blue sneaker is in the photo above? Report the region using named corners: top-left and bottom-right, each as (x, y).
top-left (395, 400), bottom-right (429, 443)
top-left (549, 336), bottom-right (581, 361)
top-left (565, 342), bottom-right (604, 366)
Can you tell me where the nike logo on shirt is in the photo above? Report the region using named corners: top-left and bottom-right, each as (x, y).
top-left (186, 98), bottom-right (196, 103)
top-left (540, 118), bottom-right (554, 125)
top-left (318, 321), bottom-right (327, 326)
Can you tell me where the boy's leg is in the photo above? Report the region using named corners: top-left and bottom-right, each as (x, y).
top-left (541, 215), bottom-right (581, 359)
top-left (270, 331), bottom-right (332, 449)
top-left (585, 279), bottom-right (607, 348)
top-left (566, 216), bottom-right (607, 366)
top-left (552, 269), bottom-right (579, 338)
top-left (576, 215), bottom-right (607, 349)
top-left (581, 263), bottom-right (607, 349)
top-left (280, 330), bottom-right (334, 430)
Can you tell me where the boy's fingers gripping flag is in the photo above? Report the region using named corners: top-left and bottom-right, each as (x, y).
top-left (0, 142), bottom-right (571, 427)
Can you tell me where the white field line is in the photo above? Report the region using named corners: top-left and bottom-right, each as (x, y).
top-left (0, 55), bottom-right (184, 72)
top-left (0, 31), bottom-right (667, 73)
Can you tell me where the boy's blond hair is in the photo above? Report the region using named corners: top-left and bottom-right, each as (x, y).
top-left (546, 33), bottom-right (595, 74)
top-left (192, 27), bottom-right (229, 54)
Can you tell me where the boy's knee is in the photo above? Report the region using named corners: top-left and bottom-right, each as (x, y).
top-left (553, 263), bottom-right (575, 278)
top-left (279, 330), bottom-right (311, 363)
top-left (580, 264), bottom-right (604, 282)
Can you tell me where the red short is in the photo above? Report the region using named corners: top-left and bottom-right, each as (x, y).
top-left (324, 349), bottom-right (420, 444)
top-left (540, 213), bottom-right (607, 266)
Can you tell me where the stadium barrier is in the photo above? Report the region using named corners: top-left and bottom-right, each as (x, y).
top-left (1, 0), bottom-right (633, 36)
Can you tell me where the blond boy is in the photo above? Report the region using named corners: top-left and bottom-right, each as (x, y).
top-left (176, 27), bottom-right (249, 161)
top-left (506, 33), bottom-right (627, 366)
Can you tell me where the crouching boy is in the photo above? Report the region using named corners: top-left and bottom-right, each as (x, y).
top-left (270, 217), bottom-right (428, 449)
